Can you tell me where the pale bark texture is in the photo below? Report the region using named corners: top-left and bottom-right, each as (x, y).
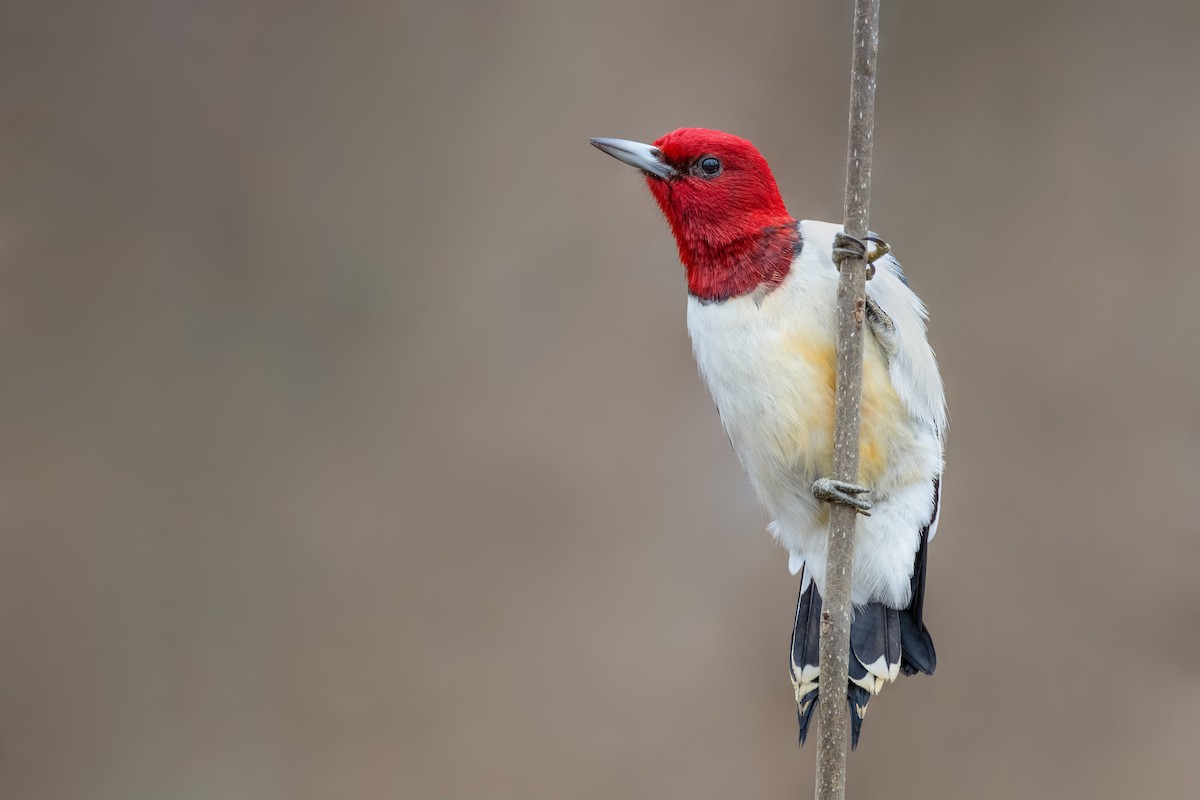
top-left (814, 1), bottom-right (882, 799)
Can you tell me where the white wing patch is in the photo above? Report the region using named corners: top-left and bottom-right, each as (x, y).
top-left (865, 251), bottom-right (948, 441)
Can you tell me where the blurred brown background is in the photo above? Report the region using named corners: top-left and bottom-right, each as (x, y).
top-left (1, 1), bottom-right (1198, 798)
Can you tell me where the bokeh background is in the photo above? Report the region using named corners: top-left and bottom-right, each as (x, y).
top-left (2, 1), bottom-right (1198, 798)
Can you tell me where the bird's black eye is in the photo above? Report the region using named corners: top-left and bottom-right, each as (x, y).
top-left (698, 156), bottom-right (722, 176)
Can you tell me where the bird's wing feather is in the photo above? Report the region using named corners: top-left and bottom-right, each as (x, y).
top-left (864, 249), bottom-right (948, 440)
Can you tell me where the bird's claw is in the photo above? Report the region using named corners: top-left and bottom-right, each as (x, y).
top-left (864, 236), bottom-right (891, 265)
top-left (812, 477), bottom-right (873, 515)
top-left (864, 296), bottom-right (894, 335)
top-left (831, 233), bottom-right (891, 280)
top-left (831, 232), bottom-right (864, 268)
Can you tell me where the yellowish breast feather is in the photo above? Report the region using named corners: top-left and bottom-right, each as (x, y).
top-left (779, 328), bottom-right (909, 486)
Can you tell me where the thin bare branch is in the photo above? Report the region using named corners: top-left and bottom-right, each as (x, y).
top-left (814, 1), bottom-right (882, 798)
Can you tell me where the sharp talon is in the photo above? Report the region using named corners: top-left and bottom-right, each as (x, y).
top-left (863, 236), bottom-right (891, 264)
top-left (811, 477), bottom-right (874, 514)
top-left (831, 232), bottom-right (866, 270)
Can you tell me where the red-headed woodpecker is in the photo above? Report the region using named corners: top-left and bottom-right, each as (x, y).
top-left (592, 129), bottom-right (946, 747)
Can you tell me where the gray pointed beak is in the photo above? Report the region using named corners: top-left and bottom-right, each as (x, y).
top-left (590, 137), bottom-right (676, 180)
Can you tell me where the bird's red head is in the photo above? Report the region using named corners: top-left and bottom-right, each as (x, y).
top-left (592, 128), bottom-right (798, 302)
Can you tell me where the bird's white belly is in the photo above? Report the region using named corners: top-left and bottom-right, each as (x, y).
top-left (687, 289), bottom-right (932, 607)
top-left (688, 292), bottom-right (833, 544)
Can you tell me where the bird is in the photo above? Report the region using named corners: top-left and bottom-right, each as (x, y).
top-left (591, 128), bottom-right (946, 748)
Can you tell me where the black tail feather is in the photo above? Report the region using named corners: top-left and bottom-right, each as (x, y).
top-left (792, 575), bottom-right (823, 675)
top-left (794, 579), bottom-right (892, 749)
top-left (899, 491), bottom-right (937, 676)
top-left (791, 574), bottom-right (823, 747)
top-left (849, 602), bottom-right (902, 688)
top-left (847, 684), bottom-right (872, 749)
top-left (796, 689), bottom-right (819, 747)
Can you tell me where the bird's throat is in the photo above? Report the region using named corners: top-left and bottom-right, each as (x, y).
top-left (677, 221), bottom-right (800, 303)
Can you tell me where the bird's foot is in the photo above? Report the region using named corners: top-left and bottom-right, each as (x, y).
top-left (864, 296), bottom-right (893, 332)
top-left (864, 296), bottom-right (898, 357)
top-left (812, 477), bottom-right (873, 515)
top-left (831, 233), bottom-right (891, 280)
